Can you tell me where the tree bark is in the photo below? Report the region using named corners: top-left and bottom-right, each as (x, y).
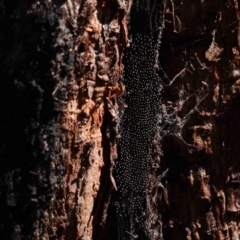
top-left (0, 0), bottom-right (240, 240)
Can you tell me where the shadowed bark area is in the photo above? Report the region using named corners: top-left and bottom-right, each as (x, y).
top-left (0, 0), bottom-right (240, 240)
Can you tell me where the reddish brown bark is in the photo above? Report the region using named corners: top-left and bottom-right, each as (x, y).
top-left (1, 1), bottom-right (240, 240)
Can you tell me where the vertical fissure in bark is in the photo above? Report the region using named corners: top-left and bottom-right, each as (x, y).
top-left (107, 1), bottom-right (166, 239)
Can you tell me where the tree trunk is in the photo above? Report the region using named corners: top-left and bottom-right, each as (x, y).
top-left (0, 0), bottom-right (240, 240)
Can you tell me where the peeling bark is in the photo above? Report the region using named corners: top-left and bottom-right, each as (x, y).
top-left (1, 0), bottom-right (240, 240)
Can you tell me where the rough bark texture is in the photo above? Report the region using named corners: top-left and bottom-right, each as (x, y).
top-left (1, 0), bottom-right (240, 240)
top-left (0, 0), bottom-right (129, 239)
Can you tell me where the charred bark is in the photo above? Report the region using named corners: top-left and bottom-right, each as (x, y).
top-left (0, 0), bottom-right (240, 240)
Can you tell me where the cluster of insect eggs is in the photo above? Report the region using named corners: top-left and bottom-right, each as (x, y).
top-left (115, 33), bottom-right (162, 214)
